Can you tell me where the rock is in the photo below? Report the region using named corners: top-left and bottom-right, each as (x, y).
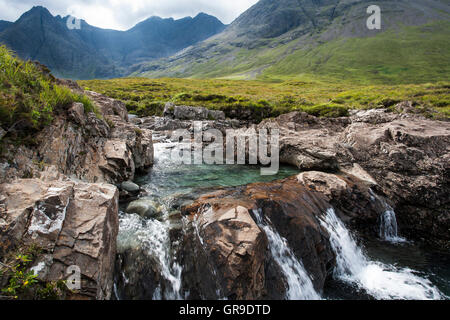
top-left (164, 103), bottom-right (225, 121)
top-left (0, 179), bottom-right (119, 300)
top-left (341, 163), bottom-right (377, 187)
top-left (0, 127), bottom-right (6, 140)
top-left (121, 181), bottom-right (140, 193)
top-left (126, 199), bottom-right (161, 218)
top-left (182, 177), bottom-right (337, 298)
top-left (0, 87), bottom-right (154, 301)
top-left (350, 109), bottom-right (396, 124)
top-left (297, 171), bottom-right (349, 200)
top-left (85, 91), bottom-right (129, 122)
top-left (0, 91), bottom-right (154, 185)
top-left (68, 102), bottom-right (86, 126)
top-left (182, 203), bottom-right (267, 300)
top-left (114, 247), bottom-right (161, 300)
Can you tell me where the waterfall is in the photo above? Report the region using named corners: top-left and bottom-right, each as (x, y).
top-left (117, 213), bottom-right (183, 300)
top-left (368, 189), bottom-right (407, 243)
top-left (253, 209), bottom-right (321, 300)
top-left (379, 206), bottom-right (407, 243)
top-left (319, 208), bottom-right (443, 300)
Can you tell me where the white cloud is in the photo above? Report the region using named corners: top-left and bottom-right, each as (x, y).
top-left (0, 0), bottom-right (259, 30)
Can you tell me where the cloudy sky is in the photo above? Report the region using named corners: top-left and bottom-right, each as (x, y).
top-left (0, 0), bottom-right (259, 30)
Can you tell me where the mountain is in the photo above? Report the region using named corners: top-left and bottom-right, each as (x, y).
top-left (0, 6), bottom-right (225, 79)
top-left (0, 20), bottom-right (12, 32)
top-left (138, 0), bottom-right (450, 84)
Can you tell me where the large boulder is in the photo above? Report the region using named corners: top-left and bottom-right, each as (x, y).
top-left (0, 179), bottom-right (119, 299)
top-left (182, 202), bottom-right (267, 300)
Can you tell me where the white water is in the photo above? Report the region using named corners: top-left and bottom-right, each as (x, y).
top-left (369, 189), bottom-right (407, 243)
top-left (320, 208), bottom-right (443, 300)
top-left (117, 213), bottom-right (183, 300)
top-left (253, 209), bottom-right (320, 300)
top-left (379, 207), bottom-right (407, 243)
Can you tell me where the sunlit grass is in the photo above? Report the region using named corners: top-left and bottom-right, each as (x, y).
top-left (79, 77), bottom-right (449, 120)
top-left (0, 45), bottom-right (97, 141)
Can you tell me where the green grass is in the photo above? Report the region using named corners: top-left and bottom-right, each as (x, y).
top-left (140, 21), bottom-right (450, 86)
top-left (79, 77), bottom-right (450, 120)
top-left (0, 45), bottom-right (97, 141)
top-left (262, 22), bottom-right (450, 85)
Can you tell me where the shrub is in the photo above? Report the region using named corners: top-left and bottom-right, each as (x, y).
top-left (302, 104), bottom-right (350, 118)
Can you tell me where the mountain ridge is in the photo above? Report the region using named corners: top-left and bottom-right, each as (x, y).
top-left (0, 6), bottom-right (226, 79)
top-left (138, 0), bottom-right (450, 84)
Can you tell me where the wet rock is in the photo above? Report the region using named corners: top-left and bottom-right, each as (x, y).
top-left (68, 102), bottom-right (86, 126)
top-left (297, 171), bottom-right (349, 200)
top-left (0, 179), bottom-right (119, 300)
top-left (126, 199), bottom-right (161, 218)
top-left (121, 181), bottom-right (140, 193)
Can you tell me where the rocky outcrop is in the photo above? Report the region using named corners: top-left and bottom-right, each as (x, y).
top-left (0, 92), bottom-right (153, 185)
top-left (182, 201), bottom-right (267, 300)
top-left (254, 108), bottom-right (450, 248)
top-left (0, 179), bottom-right (119, 299)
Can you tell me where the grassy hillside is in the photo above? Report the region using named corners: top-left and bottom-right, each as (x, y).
top-left (0, 45), bottom-right (95, 143)
top-left (79, 77), bottom-right (450, 120)
top-left (261, 22), bottom-right (450, 84)
top-left (140, 21), bottom-right (450, 84)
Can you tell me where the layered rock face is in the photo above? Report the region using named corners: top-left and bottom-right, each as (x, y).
top-left (0, 85), bottom-right (153, 299)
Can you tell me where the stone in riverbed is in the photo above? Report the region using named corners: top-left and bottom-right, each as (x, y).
top-left (181, 178), bottom-right (337, 299)
top-left (121, 181), bottom-right (140, 193)
top-left (126, 199), bottom-right (161, 218)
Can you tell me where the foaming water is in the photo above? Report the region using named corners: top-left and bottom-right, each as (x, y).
top-left (117, 213), bottom-right (182, 300)
top-left (253, 209), bottom-right (320, 300)
top-left (320, 208), bottom-right (443, 300)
